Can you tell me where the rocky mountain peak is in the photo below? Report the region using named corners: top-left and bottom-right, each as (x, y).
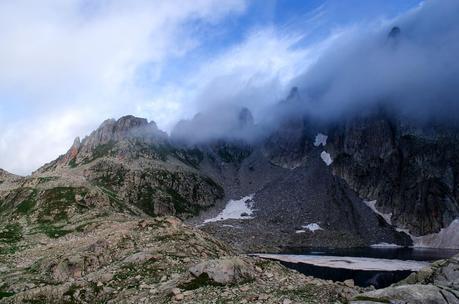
top-left (38, 115), bottom-right (169, 171)
top-left (80, 115), bottom-right (166, 150)
top-left (388, 26), bottom-right (401, 39)
top-left (238, 107), bottom-right (254, 128)
top-left (0, 168), bottom-right (19, 184)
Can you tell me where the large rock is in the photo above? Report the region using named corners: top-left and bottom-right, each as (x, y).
top-left (352, 254), bottom-right (459, 304)
top-left (352, 284), bottom-right (459, 304)
top-left (188, 257), bottom-right (256, 285)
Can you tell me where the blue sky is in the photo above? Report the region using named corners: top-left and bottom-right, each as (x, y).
top-left (0, 0), bottom-right (423, 174)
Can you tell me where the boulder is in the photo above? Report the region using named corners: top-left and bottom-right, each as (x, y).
top-left (188, 257), bottom-right (255, 285)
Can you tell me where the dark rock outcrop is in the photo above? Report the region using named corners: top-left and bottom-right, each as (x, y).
top-left (328, 113), bottom-right (459, 236)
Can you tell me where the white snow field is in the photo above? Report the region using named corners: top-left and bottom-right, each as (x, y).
top-left (314, 133), bottom-right (328, 147)
top-left (320, 151), bottom-right (333, 166)
top-left (204, 194), bottom-right (256, 223)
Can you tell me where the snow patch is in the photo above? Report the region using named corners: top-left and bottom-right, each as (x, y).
top-left (295, 230), bottom-right (306, 234)
top-left (370, 243), bottom-right (403, 248)
top-left (203, 194), bottom-right (255, 223)
top-left (222, 224), bottom-right (242, 229)
top-left (314, 133), bottom-right (328, 147)
top-left (320, 151), bottom-right (333, 166)
top-left (302, 223), bottom-right (323, 232)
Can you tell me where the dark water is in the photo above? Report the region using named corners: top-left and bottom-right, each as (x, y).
top-left (276, 247), bottom-right (459, 289)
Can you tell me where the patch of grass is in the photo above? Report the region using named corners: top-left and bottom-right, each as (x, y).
top-left (38, 187), bottom-right (86, 222)
top-left (37, 176), bottom-right (58, 184)
top-left (68, 158), bottom-right (77, 168)
top-left (0, 291), bottom-right (15, 299)
top-left (166, 188), bottom-right (195, 214)
top-left (0, 223), bottom-right (22, 243)
top-left (36, 223), bottom-right (72, 238)
top-left (27, 260), bottom-right (42, 274)
top-left (63, 283), bottom-right (79, 302)
top-left (136, 185), bottom-right (157, 215)
top-left (16, 189), bottom-right (38, 214)
top-left (179, 273), bottom-right (223, 290)
top-left (112, 262), bottom-right (163, 288)
top-left (352, 296), bottom-right (391, 303)
top-left (0, 244), bottom-right (19, 255)
top-left (89, 282), bottom-right (103, 294)
top-left (92, 141), bottom-right (116, 160)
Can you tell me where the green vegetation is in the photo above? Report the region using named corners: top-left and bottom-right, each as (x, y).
top-left (166, 188), bottom-right (200, 216)
top-left (95, 169), bottom-right (125, 188)
top-left (92, 141), bottom-right (116, 159)
top-left (0, 291), bottom-right (15, 299)
top-left (112, 262), bottom-right (163, 288)
top-left (16, 189), bottom-right (38, 214)
top-left (38, 187), bottom-right (87, 223)
top-left (37, 176), bottom-right (58, 184)
top-left (68, 158), bottom-right (77, 168)
top-left (36, 223), bottom-right (72, 238)
top-left (179, 273), bottom-right (223, 290)
top-left (81, 141), bottom-right (116, 164)
top-left (136, 185), bottom-right (157, 215)
top-left (352, 296), bottom-right (391, 303)
top-left (0, 223), bottom-right (22, 243)
top-left (0, 223), bottom-right (22, 254)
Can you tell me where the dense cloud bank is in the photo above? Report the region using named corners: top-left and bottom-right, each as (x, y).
top-left (173, 0), bottom-right (459, 144)
top-left (291, 0), bottom-right (459, 124)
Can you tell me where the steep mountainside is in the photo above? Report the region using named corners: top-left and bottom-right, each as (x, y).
top-left (327, 113), bottom-right (459, 236)
top-left (10, 107), bottom-right (456, 251)
top-left (36, 115), bottom-right (224, 218)
top-left (1, 110), bottom-right (458, 302)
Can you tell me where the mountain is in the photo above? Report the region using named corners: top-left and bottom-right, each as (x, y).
top-left (36, 115), bottom-right (224, 217)
top-left (8, 102), bottom-right (457, 252)
top-left (1, 102), bottom-right (459, 303)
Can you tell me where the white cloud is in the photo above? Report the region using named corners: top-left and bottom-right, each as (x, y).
top-left (0, 0), bottom-right (247, 174)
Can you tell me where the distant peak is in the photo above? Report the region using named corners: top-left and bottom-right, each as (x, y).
top-left (287, 87), bottom-right (300, 100)
top-left (388, 26), bottom-right (401, 39)
top-left (238, 107), bottom-right (254, 128)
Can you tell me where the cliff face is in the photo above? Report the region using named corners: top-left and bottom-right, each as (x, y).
top-left (328, 114), bottom-right (459, 236)
top-left (9, 107), bottom-right (459, 251)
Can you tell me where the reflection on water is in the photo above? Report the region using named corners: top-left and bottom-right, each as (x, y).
top-left (279, 261), bottom-right (412, 288)
top-left (276, 247), bottom-right (459, 288)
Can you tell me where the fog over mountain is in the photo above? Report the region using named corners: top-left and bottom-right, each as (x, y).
top-left (172, 0), bottom-right (459, 144)
top-left (291, 0), bottom-right (459, 123)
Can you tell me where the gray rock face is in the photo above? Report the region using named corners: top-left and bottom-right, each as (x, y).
top-left (30, 109), bottom-right (459, 250)
top-left (328, 113), bottom-right (459, 236)
top-left (0, 169), bottom-right (18, 183)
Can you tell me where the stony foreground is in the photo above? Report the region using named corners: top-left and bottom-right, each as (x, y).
top-left (351, 254), bottom-right (459, 304)
top-left (0, 215), bottom-right (362, 303)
